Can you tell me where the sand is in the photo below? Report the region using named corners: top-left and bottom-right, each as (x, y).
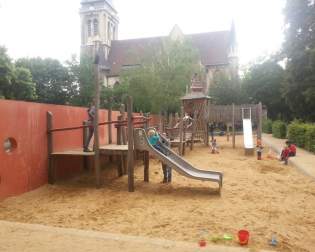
top-left (0, 136), bottom-right (315, 252)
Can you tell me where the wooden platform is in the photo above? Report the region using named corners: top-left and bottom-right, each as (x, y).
top-left (51, 145), bottom-right (128, 156)
top-left (50, 144), bottom-right (129, 184)
top-left (51, 150), bottom-right (95, 156)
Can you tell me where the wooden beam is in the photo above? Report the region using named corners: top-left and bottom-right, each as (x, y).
top-left (227, 123), bottom-right (230, 142)
top-left (47, 111), bottom-right (54, 184)
top-left (127, 96), bottom-right (134, 192)
top-left (83, 120), bottom-right (89, 171)
top-left (205, 99), bottom-right (210, 146)
top-left (257, 102), bottom-right (263, 141)
top-left (120, 104), bottom-right (127, 145)
top-left (232, 103), bottom-right (236, 149)
top-left (179, 106), bottom-right (184, 156)
top-left (93, 42), bottom-right (101, 189)
top-left (144, 113), bottom-right (150, 182)
top-left (108, 106), bottom-right (112, 144)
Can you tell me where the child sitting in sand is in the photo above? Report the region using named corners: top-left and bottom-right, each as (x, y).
top-left (147, 129), bottom-right (172, 183)
top-left (286, 141), bottom-right (296, 157)
top-left (210, 139), bottom-right (219, 154)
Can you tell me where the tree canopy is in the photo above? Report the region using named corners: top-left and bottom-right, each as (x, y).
top-left (119, 39), bottom-right (201, 114)
top-left (0, 47), bottom-right (36, 101)
top-left (282, 0), bottom-right (315, 121)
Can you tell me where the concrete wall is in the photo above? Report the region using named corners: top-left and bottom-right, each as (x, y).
top-left (0, 100), bottom-right (122, 199)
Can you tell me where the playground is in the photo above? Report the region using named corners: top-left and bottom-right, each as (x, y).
top-left (1, 136), bottom-right (315, 252)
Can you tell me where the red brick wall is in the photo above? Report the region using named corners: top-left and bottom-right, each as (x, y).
top-left (0, 100), bottom-right (122, 199)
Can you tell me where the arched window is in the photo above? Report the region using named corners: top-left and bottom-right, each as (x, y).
top-left (93, 19), bottom-right (99, 36)
top-left (87, 20), bottom-right (92, 37)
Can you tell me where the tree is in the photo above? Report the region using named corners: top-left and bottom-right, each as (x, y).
top-left (209, 71), bottom-right (244, 105)
top-left (120, 39), bottom-right (201, 113)
top-left (242, 59), bottom-right (290, 120)
top-left (282, 0), bottom-right (315, 121)
top-left (74, 53), bottom-right (95, 106)
top-left (0, 47), bottom-right (36, 101)
top-left (11, 67), bottom-right (37, 101)
top-left (64, 55), bottom-right (80, 104)
top-left (0, 47), bottom-right (14, 98)
top-left (16, 58), bottom-right (74, 104)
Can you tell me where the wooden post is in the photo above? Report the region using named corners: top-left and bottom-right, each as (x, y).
top-left (205, 99), bottom-right (210, 146)
top-left (144, 113), bottom-right (149, 182)
top-left (93, 41), bottom-right (101, 188)
top-left (83, 120), bottom-right (89, 171)
top-left (232, 103), bottom-right (236, 149)
top-left (120, 104), bottom-right (127, 145)
top-left (47, 112), bottom-right (54, 184)
top-left (227, 123), bottom-right (230, 142)
top-left (191, 111), bottom-right (197, 150)
top-left (159, 111), bottom-right (163, 132)
top-left (257, 102), bottom-right (263, 142)
top-left (127, 96), bottom-right (134, 192)
top-left (108, 105), bottom-right (112, 144)
top-left (179, 106), bottom-right (184, 156)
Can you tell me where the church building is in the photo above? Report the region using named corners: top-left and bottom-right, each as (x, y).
top-left (80, 0), bottom-right (238, 92)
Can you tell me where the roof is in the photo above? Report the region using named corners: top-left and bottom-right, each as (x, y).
top-left (181, 92), bottom-right (210, 101)
top-left (107, 30), bottom-right (232, 76)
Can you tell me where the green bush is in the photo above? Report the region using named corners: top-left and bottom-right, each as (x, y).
top-left (272, 120), bottom-right (287, 139)
top-left (288, 121), bottom-right (307, 148)
top-left (305, 124), bottom-right (315, 153)
top-left (262, 119), bottom-right (273, 133)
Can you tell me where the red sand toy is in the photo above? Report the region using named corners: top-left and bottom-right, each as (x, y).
top-left (238, 230), bottom-right (249, 245)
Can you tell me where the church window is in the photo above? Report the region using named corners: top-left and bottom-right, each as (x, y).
top-left (93, 19), bottom-right (99, 36)
top-left (87, 20), bottom-right (92, 37)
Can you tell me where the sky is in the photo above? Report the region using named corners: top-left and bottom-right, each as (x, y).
top-left (0, 0), bottom-right (286, 66)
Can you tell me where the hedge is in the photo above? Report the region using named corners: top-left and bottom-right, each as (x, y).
top-left (262, 119), bottom-right (273, 133)
top-left (304, 125), bottom-right (315, 153)
top-left (272, 120), bottom-right (287, 139)
top-left (287, 121), bottom-right (307, 148)
top-left (288, 121), bottom-right (315, 153)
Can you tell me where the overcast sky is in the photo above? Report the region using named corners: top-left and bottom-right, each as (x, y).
top-left (0, 0), bottom-right (286, 66)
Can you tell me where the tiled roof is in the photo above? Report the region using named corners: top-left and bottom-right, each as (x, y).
top-left (107, 30), bottom-right (231, 76)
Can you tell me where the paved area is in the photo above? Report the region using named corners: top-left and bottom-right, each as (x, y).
top-left (263, 134), bottom-right (315, 179)
top-left (0, 221), bottom-right (274, 252)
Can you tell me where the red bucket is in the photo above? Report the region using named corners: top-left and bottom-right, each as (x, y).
top-left (238, 230), bottom-right (249, 245)
top-left (198, 239), bottom-right (206, 247)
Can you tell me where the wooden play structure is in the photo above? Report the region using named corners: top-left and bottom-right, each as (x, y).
top-left (162, 75), bottom-right (264, 155)
top-left (46, 97), bottom-right (150, 192)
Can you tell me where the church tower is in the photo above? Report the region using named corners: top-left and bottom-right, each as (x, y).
top-left (80, 0), bottom-right (119, 59)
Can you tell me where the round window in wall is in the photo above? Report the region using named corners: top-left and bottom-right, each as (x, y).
top-left (3, 137), bottom-right (17, 153)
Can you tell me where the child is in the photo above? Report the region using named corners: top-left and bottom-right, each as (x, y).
top-left (256, 139), bottom-right (264, 160)
top-left (210, 139), bottom-right (219, 154)
top-left (147, 129), bottom-right (172, 183)
top-left (287, 141), bottom-right (296, 157)
top-left (280, 144), bottom-right (290, 165)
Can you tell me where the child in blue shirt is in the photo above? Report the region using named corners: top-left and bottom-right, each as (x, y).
top-left (148, 129), bottom-right (172, 183)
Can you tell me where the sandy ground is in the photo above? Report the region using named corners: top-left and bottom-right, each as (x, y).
top-left (0, 220), bottom-right (260, 252)
top-left (0, 136), bottom-right (315, 252)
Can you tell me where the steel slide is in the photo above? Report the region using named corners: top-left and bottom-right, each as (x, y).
top-left (243, 119), bottom-right (254, 150)
top-left (134, 128), bottom-right (223, 190)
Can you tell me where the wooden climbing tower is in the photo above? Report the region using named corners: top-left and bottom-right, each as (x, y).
top-left (181, 75), bottom-right (210, 146)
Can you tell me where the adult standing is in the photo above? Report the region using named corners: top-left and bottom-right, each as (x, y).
top-left (84, 100), bottom-right (96, 152)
